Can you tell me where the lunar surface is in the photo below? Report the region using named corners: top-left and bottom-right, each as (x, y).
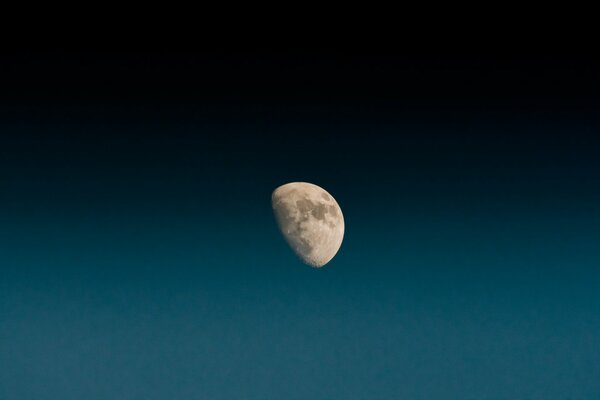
top-left (272, 182), bottom-right (344, 267)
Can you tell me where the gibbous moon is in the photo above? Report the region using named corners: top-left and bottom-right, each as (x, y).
top-left (272, 182), bottom-right (345, 268)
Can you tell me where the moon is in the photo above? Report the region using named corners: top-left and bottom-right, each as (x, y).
top-left (272, 182), bottom-right (345, 268)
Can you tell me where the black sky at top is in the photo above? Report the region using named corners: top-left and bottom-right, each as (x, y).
top-left (1, 53), bottom-right (599, 213)
top-left (2, 53), bottom-right (599, 117)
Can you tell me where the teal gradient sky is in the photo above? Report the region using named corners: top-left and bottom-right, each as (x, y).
top-left (1, 54), bottom-right (599, 399)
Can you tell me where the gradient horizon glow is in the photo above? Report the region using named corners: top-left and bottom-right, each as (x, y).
top-left (1, 54), bottom-right (599, 399)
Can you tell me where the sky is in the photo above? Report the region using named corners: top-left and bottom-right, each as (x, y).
top-left (1, 53), bottom-right (599, 399)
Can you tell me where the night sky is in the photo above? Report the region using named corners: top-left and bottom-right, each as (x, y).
top-left (1, 53), bottom-right (599, 399)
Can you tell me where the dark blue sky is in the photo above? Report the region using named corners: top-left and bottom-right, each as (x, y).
top-left (1, 54), bottom-right (599, 399)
